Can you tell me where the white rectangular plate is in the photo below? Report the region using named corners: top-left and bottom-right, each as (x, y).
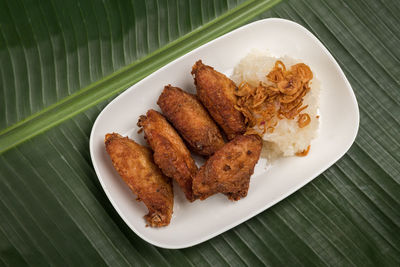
top-left (90, 18), bottom-right (359, 249)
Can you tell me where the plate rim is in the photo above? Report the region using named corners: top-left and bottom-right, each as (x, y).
top-left (89, 17), bottom-right (360, 249)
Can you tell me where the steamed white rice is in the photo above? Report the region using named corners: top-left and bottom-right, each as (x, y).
top-left (231, 49), bottom-right (320, 159)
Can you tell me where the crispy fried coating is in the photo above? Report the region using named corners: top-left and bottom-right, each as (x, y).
top-left (105, 133), bottom-right (173, 227)
top-left (157, 85), bottom-right (225, 156)
top-left (192, 60), bottom-right (246, 140)
top-left (192, 134), bottom-right (262, 201)
top-left (138, 109), bottom-right (198, 201)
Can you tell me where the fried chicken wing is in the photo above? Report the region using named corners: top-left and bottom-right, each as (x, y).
top-left (192, 60), bottom-right (246, 140)
top-left (192, 134), bottom-right (262, 201)
top-left (105, 133), bottom-right (173, 227)
top-left (157, 85), bottom-right (225, 156)
top-left (138, 109), bottom-right (198, 201)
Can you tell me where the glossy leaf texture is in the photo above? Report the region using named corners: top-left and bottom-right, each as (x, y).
top-left (0, 0), bottom-right (250, 130)
top-left (2, 0), bottom-right (285, 153)
top-left (0, 0), bottom-right (400, 266)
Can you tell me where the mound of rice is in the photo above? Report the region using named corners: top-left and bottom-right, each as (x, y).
top-left (231, 49), bottom-right (320, 159)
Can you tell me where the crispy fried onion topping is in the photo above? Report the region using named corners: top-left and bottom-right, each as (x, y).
top-left (234, 61), bottom-right (313, 136)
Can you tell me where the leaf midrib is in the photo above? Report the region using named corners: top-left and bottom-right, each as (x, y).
top-left (0, 0), bottom-right (282, 154)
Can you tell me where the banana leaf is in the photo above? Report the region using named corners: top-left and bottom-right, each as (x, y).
top-left (0, 0), bottom-right (399, 265)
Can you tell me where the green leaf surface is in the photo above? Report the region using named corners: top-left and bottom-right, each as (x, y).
top-left (0, 0), bottom-right (280, 153)
top-left (1, 0), bottom-right (400, 265)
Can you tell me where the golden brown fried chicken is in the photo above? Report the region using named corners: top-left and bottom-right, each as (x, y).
top-left (157, 85), bottom-right (225, 156)
top-left (191, 60), bottom-right (246, 140)
top-left (138, 109), bottom-right (198, 201)
top-left (105, 133), bottom-right (173, 227)
top-left (192, 134), bottom-right (262, 201)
